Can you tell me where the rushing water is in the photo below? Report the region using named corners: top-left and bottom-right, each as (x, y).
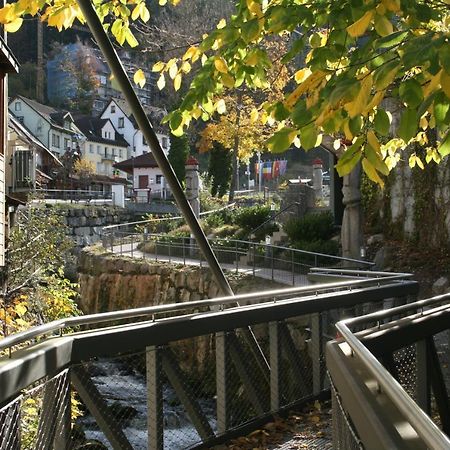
top-left (77, 359), bottom-right (216, 449)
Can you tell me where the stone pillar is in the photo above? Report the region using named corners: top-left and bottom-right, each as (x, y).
top-left (312, 158), bottom-right (323, 201)
top-left (341, 163), bottom-right (363, 261)
top-left (185, 155), bottom-right (200, 218)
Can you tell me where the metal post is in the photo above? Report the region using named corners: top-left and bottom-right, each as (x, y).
top-left (168, 238), bottom-right (171, 263)
top-left (76, 0), bottom-right (233, 297)
top-left (235, 241), bottom-right (238, 274)
top-left (183, 237), bottom-right (186, 265)
top-left (131, 233), bottom-right (134, 258)
top-left (271, 245), bottom-right (274, 281)
top-left (253, 243), bottom-right (256, 277)
top-left (147, 346), bottom-right (163, 450)
top-left (291, 249), bottom-right (295, 286)
top-left (155, 237), bottom-right (158, 262)
top-left (311, 313), bottom-right (323, 395)
top-left (269, 321), bottom-right (281, 411)
top-left (216, 332), bottom-right (229, 434)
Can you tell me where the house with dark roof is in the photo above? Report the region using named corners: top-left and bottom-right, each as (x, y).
top-left (7, 115), bottom-right (63, 195)
top-left (73, 115), bottom-right (129, 179)
top-left (114, 153), bottom-right (169, 202)
top-left (8, 95), bottom-right (83, 157)
top-left (99, 98), bottom-right (170, 158)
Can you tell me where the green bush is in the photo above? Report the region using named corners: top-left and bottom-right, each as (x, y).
top-left (291, 239), bottom-right (340, 267)
top-left (284, 211), bottom-right (335, 242)
top-left (234, 205), bottom-right (273, 231)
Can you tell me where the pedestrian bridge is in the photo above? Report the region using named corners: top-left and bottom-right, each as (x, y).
top-left (1, 260), bottom-right (448, 449)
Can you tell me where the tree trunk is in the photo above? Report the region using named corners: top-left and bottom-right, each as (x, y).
top-left (341, 163), bottom-right (364, 261)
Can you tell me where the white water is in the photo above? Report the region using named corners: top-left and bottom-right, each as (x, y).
top-left (77, 359), bottom-right (216, 449)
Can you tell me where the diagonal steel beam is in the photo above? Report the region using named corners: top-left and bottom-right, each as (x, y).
top-left (76, 0), bottom-right (233, 298)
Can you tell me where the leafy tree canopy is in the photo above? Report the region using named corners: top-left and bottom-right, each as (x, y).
top-left (2, 0), bottom-right (450, 185)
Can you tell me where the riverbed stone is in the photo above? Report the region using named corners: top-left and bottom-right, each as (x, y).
top-left (432, 276), bottom-right (449, 295)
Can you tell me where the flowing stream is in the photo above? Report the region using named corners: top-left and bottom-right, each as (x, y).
top-left (76, 359), bottom-right (216, 449)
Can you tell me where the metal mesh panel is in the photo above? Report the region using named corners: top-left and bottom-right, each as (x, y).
top-left (0, 397), bottom-right (21, 450)
top-left (391, 345), bottom-right (417, 400)
top-left (331, 379), bottom-right (364, 450)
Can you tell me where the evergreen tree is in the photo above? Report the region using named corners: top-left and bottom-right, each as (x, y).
top-left (168, 134), bottom-right (190, 184)
top-left (208, 142), bottom-right (232, 198)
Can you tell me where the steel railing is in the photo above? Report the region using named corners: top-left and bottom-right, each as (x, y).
top-left (0, 273), bottom-right (418, 449)
top-left (329, 295), bottom-right (450, 450)
top-left (34, 189), bottom-right (115, 205)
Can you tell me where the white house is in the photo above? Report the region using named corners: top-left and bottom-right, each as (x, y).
top-left (8, 96), bottom-right (83, 157)
top-left (73, 115), bottom-right (129, 179)
top-left (113, 153), bottom-right (169, 202)
top-left (99, 98), bottom-right (170, 158)
top-left (7, 115), bottom-right (63, 195)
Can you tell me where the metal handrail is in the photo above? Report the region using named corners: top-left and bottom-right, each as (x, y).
top-left (106, 231), bottom-right (374, 268)
top-left (335, 295), bottom-right (450, 450)
top-left (0, 272), bottom-right (412, 355)
top-left (102, 203), bottom-right (237, 231)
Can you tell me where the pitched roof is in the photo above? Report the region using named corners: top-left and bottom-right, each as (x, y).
top-left (74, 115), bottom-right (130, 147)
top-left (12, 96), bottom-right (77, 134)
top-left (9, 114), bottom-right (63, 167)
top-left (113, 152), bottom-right (158, 174)
top-left (0, 36), bottom-right (18, 74)
top-left (101, 98), bottom-right (168, 134)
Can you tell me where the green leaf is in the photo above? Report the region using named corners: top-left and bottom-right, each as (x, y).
top-left (433, 92), bottom-right (450, 127)
top-left (399, 78), bottom-right (423, 108)
top-left (291, 101), bottom-right (312, 128)
top-left (374, 31), bottom-right (408, 49)
top-left (169, 111), bottom-right (183, 132)
top-left (365, 143), bottom-right (389, 176)
top-left (398, 108), bottom-right (418, 143)
top-left (439, 44), bottom-right (450, 73)
top-left (349, 115), bottom-right (362, 135)
top-left (266, 128), bottom-right (297, 153)
top-left (438, 132), bottom-right (450, 157)
top-left (373, 60), bottom-right (400, 90)
top-left (373, 109), bottom-right (390, 136)
top-left (242, 19), bottom-right (260, 43)
top-left (336, 138), bottom-right (364, 177)
top-left (300, 123), bottom-right (318, 150)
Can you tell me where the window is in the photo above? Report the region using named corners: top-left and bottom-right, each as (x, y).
top-left (119, 149), bottom-right (123, 158)
top-left (14, 102), bottom-right (21, 111)
top-left (16, 116), bottom-right (24, 124)
top-left (52, 134), bottom-right (60, 148)
top-left (111, 104), bottom-right (116, 113)
top-left (118, 117), bottom-right (124, 128)
top-left (156, 175), bottom-right (163, 185)
top-left (89, 144), bottom-right (94, 153)
top-left (161, 137), bottom-right (168, 148)
top-left (97, 145), bottom-right (101, 155)
top-left (112, 148), bottom-right (115, 157)
top-left (99, 76), bottom-right (107, 86)
top-left (142, 135), bottom-right (147, 146)
top-left (105, 146), bottom-right (109, 157)
top-left (64, 138), bottom-right (70, 150)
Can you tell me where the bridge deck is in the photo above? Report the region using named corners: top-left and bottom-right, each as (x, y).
top-left (112, 243), bottom-right (310, 286)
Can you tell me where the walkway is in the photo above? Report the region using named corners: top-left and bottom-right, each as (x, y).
top-left (111, 242), bottom-right (310, 286)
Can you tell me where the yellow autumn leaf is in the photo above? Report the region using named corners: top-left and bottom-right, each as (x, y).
top-left (247, 0), bottom-right (263, 17)
top-left (363, 90), bottom-right (386, 114)
top-left (362, 157), bottom-right (385, 187)
top-left (131, 3), bottom-right (141, 21)
top-left (157, 73), bottom-right (166, 90)
top-left (217, 18), bottom-right (226, 29)
top-left (347, 11), bottom-right (374, 38)
top-left (343, 121), bottom-right (354, 140)
top-left (15, 303), bottom-right (27, 317)
top-left (440, 70), bottom-right (450, 99)
top-left (423, 69), bottom-right (442, 97)
top-left (181, 61), bottom-right (191, 73)
top-left (374, 13), bottom-right (393, 37)
top-left (214, 57), bottom-right (228, 74)
top-left (345, 74), bottom-right (373, 118)
top-left (294, 68), bottom-right (312, 84)
top-left (367, 130), bottom-right (381, 152)
top-left (183, 46), bottom-right (200, 62)
top-left (152, 61), bottom-right (165, 72)
top-left (159, 0), bottom-right (167, 5)
top-left (216, 99), bottom-right (226, 114)
top-left (4, 17), bottom-right (23, 32)
top-left (381, 0), bottom-right (401, 12)
top-left (133, 69), bottom-right (146, 88)
top-left (174, 73), bottom-right (182, 91)
top-left (168, 62), bottom-right (178, 80)
top-left (221, 73), bottom-right (235, 88)
top-left (140, 5), bottom-right (150, 22)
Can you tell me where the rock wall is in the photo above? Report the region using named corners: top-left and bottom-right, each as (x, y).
top-left (55, 206), bottom-right (134, 249)
top-left (78, 246), bottom-right (224, 314)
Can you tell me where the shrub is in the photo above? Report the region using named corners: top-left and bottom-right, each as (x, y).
top-left (284, 211), bottom-right (335, 242)
top-left (234, 205), bottom-right (273, 231)
top-left (291, 239), bottom-right (340, 267)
